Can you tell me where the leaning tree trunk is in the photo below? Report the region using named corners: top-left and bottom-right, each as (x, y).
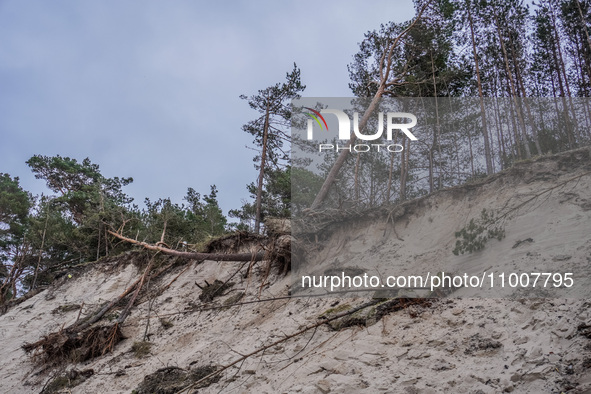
top-left (108, 230), bottom-right (265, 261)
top-left (309, 3), bottom-right (430, 210)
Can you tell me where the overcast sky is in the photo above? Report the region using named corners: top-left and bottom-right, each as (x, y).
top-left (0, 0), bottom-right (415, 216)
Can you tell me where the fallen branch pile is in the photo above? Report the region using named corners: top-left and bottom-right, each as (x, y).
top-left (22, 229), bottom-right (287, 365)
top-left (22, 254), bottom-right (172, 365)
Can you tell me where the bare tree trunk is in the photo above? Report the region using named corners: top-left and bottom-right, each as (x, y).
top-left (508, 34), bottom-right (542, 156)
top-left (254, 104), bottom-right (270, 233)
top-left (354, 153), bottom-right (360, 202)
top-left (467, 122), bottom-right (475, 176)
top-left (400, 139), bottom-right (411, 200)
top-left (310, 86), bottom-right (385, 210)
top-left (492, 97), bottom-right (507, 166)
top-left (96, 222), bottom-right (101, 261)
top-left (452, 132), bottom-right (460, 183)
top-left (548, 7), bottom-right (576, 148)
top-left (551, 9), bottom-right (580, 144)
top-left (105, 226), bottom-right (109, 256)
top-left (575, 38), bottom-right (591, 135)
top-left (468, 6), bottom-right (494, 174)
top-left (386, 151), bottom-right (395, 202)
top-left (493, 12), bottom-right (531, 159)
top-left (386, 130), bottom-right (399, 202)
top-left (32, 211), bottom-right (49, 290)
top-left (430, 51), bottom-right (442, 191)
top-left (575, 0), bottom-right (591, 51)
top-left (427, 147), bottom-right (433, 193)
top-left (507, 93), bottom-right (522, 159)
top-left (370, 158), bottom-right (375, 206)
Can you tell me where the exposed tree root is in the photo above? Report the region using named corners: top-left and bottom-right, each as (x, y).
top-left (23, 323), bottom-right (124, 365)
top-left (23, 255), bottom-right (159, 364)
top-left (202, 231), bottom-right (266, 253)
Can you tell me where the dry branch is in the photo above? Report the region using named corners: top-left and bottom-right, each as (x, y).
top-left (117, 256), bottom-right (154, 324)
top-left (73, 268), bottom-right (145, 332)
top-left (177, 297), bottom-right (429, 393)
top-left (175, 299), bottom-right (380, 393)
top-left (493, 170), bottom-right (591, 224)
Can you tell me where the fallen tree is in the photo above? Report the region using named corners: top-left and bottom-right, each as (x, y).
top-left (107, 230), bottom-right (265, 261)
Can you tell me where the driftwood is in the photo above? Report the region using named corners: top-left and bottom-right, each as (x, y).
top-left (108, 231), bottom-right (265, 262)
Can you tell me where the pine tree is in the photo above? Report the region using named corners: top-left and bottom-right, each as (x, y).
top-left (240, 63), bottom-right (305, 233)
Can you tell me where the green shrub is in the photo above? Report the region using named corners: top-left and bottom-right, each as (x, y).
top-left (453, 209), bottom-right (505, 255)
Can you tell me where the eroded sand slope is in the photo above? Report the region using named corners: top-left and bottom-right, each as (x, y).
top-left (1, 148), bottom-right (590, 393)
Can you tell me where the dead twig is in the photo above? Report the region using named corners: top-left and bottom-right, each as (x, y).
top-left (175, 299), bottom-right (382, 393)
top-left (492, 171), bottom-right (591, 225)
top-left (117, 255), bottom-right (155, 324)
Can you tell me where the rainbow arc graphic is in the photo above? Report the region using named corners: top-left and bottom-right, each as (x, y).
top-left (304, 107), bottom-right (329, 131)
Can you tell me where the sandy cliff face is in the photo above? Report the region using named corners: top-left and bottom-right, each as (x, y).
top-left (295, 146), bottom-right (591, 300)
top-left (1, 148), bottom-right (591, 394)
